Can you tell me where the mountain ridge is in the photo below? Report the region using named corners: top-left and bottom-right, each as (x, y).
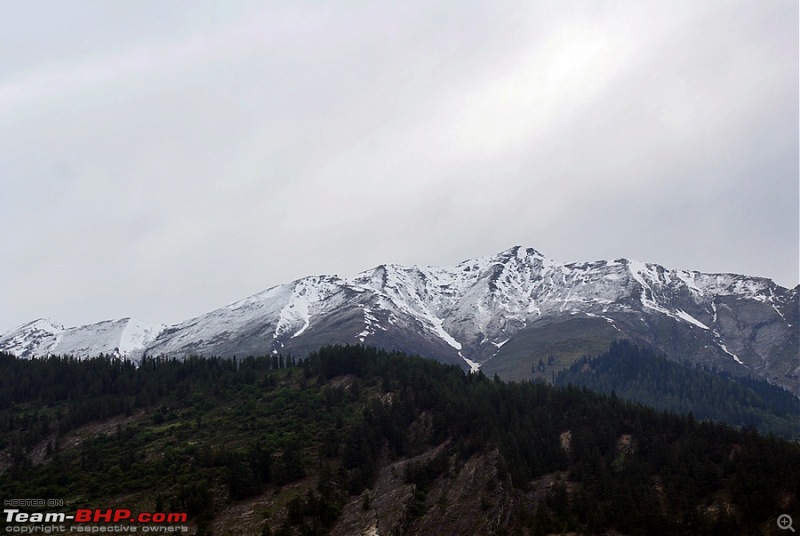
top-left (2, 246), bottom-right (797, 393)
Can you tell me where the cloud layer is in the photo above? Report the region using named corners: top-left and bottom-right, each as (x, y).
top-left (1, 1), bottom-right (797, 332)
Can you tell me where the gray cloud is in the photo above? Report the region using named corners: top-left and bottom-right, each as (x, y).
top-left (1, 0), bottom-right (797, 333)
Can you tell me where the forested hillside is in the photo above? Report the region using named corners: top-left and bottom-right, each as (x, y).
top-left (1, 347), bottom-right (798, 535)
top-left (556, 340), bottom-right (800, 439)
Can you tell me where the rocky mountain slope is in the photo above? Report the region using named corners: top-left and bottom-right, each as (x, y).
top-left (2, 246), bottom-right (797, 393)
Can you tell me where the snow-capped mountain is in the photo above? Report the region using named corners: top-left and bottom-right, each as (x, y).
top-left (0, 317), bottom-right (164, 360)
top-left (2, 246), bottom-right (797, 393)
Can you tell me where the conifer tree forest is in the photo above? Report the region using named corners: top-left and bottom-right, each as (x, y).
top-left (556, 340), bottom-right (800, 440)
top-left (0, 345), bottom-right (797, 535)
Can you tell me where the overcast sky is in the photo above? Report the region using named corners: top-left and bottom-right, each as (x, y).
top-left (1, 0), bottom-right (797, 333)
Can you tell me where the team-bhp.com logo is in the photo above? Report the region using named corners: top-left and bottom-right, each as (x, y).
top-left (6, 509), bottom-right (187, 524)
top-left (4, 506), bottom-right (189, 533)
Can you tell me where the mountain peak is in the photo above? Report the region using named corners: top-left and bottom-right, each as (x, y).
top-left (487, 245), bottom-right (547, 261)
top-left (22, 318), bottom-right (64, 333)
top-left (2, 246), bottom-right (796, 395)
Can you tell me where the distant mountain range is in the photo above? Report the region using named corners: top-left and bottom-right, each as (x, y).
top-left (2, 246), bottom-right (797, 394)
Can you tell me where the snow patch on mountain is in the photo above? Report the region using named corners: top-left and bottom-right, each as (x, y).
top-left (627, 259), bottom-right (670, 313)
top-left (357, 305), bottom-right (385, 342)
top-left (276, 277), bottom-right (336, 340)
top-left (461, 353), bottom-right (481, 373)
top-left (674, 310), bottom-right (710, 330)
top-left (718, 341), bottom-right (745, 366)
top-left (119, 319), bottom-right (165, 353)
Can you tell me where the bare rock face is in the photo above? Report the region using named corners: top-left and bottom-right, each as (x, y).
top-left (332, 446), bottom-right (515, 536)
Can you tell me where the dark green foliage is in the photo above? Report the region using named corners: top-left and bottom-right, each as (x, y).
top-left (0, 346), bottom-right (798, 535)
top-left (556, 340), bottom-right (800, 438)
